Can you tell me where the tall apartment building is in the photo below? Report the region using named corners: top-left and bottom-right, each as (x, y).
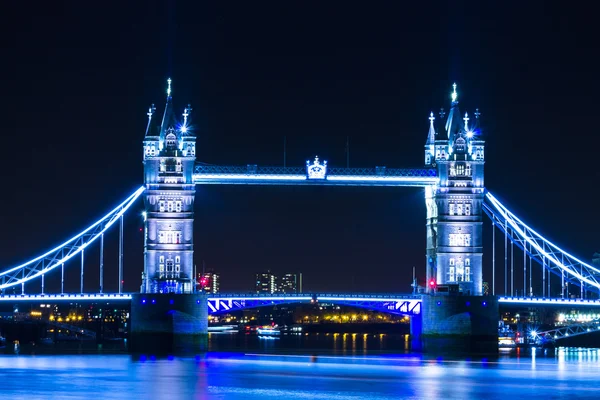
top-left (255, 271), bottom-right (277, 294)
top-left (279, 273), bottom-right (303, 294)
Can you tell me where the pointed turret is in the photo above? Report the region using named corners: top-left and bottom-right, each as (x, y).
top-left (424, 112), bottom-right (437, 165)
top-left (427, 112), bottom-right (436, 144)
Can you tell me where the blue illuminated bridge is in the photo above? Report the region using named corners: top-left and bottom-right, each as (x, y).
top-left (3, 292), bottom-right (600, 318)
top-left (1, 81), bottom-right (599, 340)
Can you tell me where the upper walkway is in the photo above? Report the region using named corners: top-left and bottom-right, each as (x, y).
top-left (193, 164), bottom-right (438, 187)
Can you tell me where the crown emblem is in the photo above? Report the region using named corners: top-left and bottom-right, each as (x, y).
top-left (306, 156), bottom-right (327, 179)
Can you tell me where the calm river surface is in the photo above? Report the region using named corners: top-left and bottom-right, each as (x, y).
top-left (1, 333), bottom-right (600, 399)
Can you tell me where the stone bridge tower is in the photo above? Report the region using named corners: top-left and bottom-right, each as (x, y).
top-left (141, 79), bottom-right (197, 294)
top-left (424, 84), bottom-right (485, 295)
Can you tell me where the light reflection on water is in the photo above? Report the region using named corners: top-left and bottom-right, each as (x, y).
top-left (1, 336), bottom-right (600, 399)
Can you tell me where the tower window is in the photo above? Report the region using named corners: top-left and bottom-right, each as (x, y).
top-left (158, 231), bottom-right (182, 244)
top-left (456, 203), bottom-right (463, 216)
top-left (465, 204), bottom-right (471, 216)
top-left (159, 256), bottom-right (164, 264)
top-left (175, 201), bottom-right (182, 212)
top-left (159, 200), bottom-right (165, 212)
top-left (166, 132), bottom-right (177, 148)
top-left (449, 233), bottom-right (471, 247)
top-left (449, 203), bottom-right (455, 216)
top-left (175, 256), bottom-right (180, 264)
top-left (456, 164), bottom-right (465, 176)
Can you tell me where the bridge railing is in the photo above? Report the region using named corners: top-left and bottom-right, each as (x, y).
top-left (537, 322), bottom-right (600, 341)
top-left (483, 191), bottom-right (600, 292)
top-left (0, 187), bottom-right (145, 291)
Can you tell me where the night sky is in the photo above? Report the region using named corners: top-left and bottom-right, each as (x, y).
top-left (3, 2), bottom-right (599, 294)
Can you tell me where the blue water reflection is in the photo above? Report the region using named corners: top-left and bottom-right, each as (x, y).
top-left (1, 344), bottom-right (600, 399)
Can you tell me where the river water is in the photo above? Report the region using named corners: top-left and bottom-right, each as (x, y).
top-left (1, 333), bottom-right (600, 399)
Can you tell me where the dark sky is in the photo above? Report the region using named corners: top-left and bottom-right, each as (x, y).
top-left (2, 1), bottom-right (599, 295)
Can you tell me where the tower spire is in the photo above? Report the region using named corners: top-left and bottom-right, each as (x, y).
top-left (167, 78), bottom-right (172, 98)
top-left (427, 112), bottom-right (436, 144)
top-left (463, 112), bottom-right (469, 132)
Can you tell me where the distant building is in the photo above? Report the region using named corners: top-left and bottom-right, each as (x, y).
top-left (279, 273), bottom-right (303, 294)
top-left (199, 271), bottom-right (220, 294)
top-left (256, 271), bottom-right (277, 294)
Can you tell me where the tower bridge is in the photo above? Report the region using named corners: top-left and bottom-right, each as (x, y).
top-left (1, 80), bottom-right (599, 345)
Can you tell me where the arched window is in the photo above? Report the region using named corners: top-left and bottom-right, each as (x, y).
top-left (166, 131), bottom-right (177, 148)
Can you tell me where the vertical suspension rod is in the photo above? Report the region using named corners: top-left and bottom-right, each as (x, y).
top-left (504, 220), bottom-right (508, 296)
top-left (41, 273), bottom-right (45, 295)
top-left (61, 263), bottom-right (64, 294)
top-left (529, 251), bottom-right (532, 297)
top-left (119, 214), bottom-right (123, 294)
top-left (100, 233), bottom-right (104, 294)
top-left (548, 265), bottom-right (551, 298)
top-left (492, 221), bottom-right (495, 296)
top-left (524, 242), bottom-right (529, 297)
top-left (542, 255), bottom-right (546, 297)
top-left (81, 248), bottom-right (84, 294)
top-left (511, 233), bottom-right (514, 297)
top-left (561, 253), bottom-right (565, 298)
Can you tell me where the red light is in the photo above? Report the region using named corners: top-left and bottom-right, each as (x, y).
top-left (429, 280), bottom-right (436, 287)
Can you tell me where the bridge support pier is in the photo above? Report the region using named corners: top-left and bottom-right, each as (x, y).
top-left (130, 294), bottom-right (208, 353)
top-left (412, 295), bottom-right (498, 354)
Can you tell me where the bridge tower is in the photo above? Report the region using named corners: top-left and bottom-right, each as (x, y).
top-left (424, 84), bottom-right (486, 295)
top-left (141, 79), bottom-right (197, 294)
